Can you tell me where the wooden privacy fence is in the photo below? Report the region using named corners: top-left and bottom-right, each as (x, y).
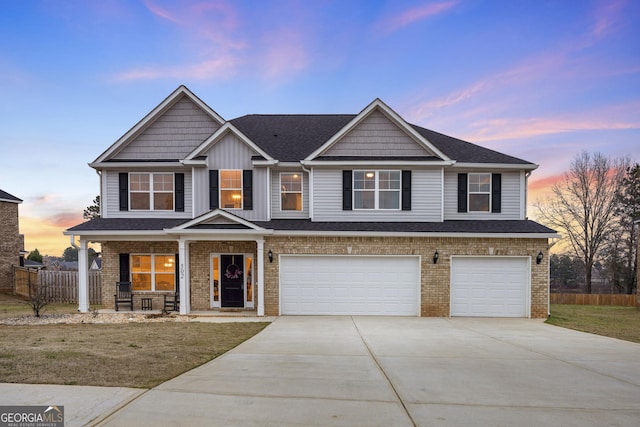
top-left (13, 268), bottom-right (102, 305)
top-left (14, 267), bottom-right (38, 298)
top-left (551, 293), bottom-right (638, 307)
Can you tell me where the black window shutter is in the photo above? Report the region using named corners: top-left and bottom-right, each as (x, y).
top-left (491, 173), bottom-right (502, 213)
top-left (119, 173), bottom-right (128, 211)
top-left (209, 170), bottom-right (219, 210)
top-left (119, 254), bottom-right (130, 283)
top-left (175, 173), bottom-right (185, 212)
top-left (402, 170), bottom-right (412, 211)
top-left (243, 170), bottom-right (253, 210)
top-left (342, 170), bottom-right (352, 211)
top-left (457, 173), bottom-right (468, 213)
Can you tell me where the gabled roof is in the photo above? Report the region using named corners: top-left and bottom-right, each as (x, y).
top-left (93, 85), bottom-right (225, 164)
top-left (230, 114), bottom-right (535, 167)
top-left (303, 98), bottom-right (452, 163)
top-left (0, 189), bottom-right (22, 203)
top-left (185, 122), bottom-right (275, 163)
top-left (167, 209), bottom-right (267, 232)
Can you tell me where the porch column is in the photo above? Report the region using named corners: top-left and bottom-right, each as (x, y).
top-left (77, 239), bottom-right (89, 313)
top-left (256, 239), bottom-right (265, 316)
top-left (178, 239), bottom-right (191, 315)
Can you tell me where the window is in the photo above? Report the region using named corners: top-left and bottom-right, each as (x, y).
top-left (468, 173), bottom-right (491, 212)
top-left (220, 170), bottom-right (242, 209)
top-left (353, 170), bottom-right (401, 210)
top-left (130, 254), bottom-right (175, 291)
top-left (280, 173), bottom-right (302, 211)
top-left (130, 173), bottom-right (173, 211)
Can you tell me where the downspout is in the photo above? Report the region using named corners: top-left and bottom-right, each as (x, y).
top-left (524, 171), bottom-right (531, 219)
top-left (547, 239), bottom-right (559, 317)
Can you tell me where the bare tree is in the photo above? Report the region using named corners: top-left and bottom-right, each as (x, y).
top-left (536, 151), bottom-right (628, 293)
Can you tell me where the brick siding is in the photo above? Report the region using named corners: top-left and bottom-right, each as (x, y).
top-left (0, 201), bottom-right (20, 293)
top-left (99, 236), bottom-right (550, 318)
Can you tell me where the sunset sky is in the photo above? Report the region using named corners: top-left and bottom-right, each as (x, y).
top-left (0, 0), bottom-right (638, 256)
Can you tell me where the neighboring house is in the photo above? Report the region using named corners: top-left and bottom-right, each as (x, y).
top-left (90, 257), bottom-right (102, 271)
top-left (66, 86), bottom-right (558, 317)
top-left (24, 259), bottom-right (44, 269)
top-left (0, 189), bottom-right (22, 292)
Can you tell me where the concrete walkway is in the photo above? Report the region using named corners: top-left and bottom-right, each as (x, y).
top-left (3, 317), bottom-right (640, 426)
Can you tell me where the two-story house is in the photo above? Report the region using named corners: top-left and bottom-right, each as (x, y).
top-left (0, 189), bottom-right (22, 293)
top-left (66, 86), bottom-right (557, 318)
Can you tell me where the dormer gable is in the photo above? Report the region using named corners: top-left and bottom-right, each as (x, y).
top-left (165, 209), bottom-right (268, 233)
top-left (93, 85), bottom-right (225, 165)
top-left (304, 99), bottom-right (452, 163)
top-left (185, 122), bottom-right (275, 165)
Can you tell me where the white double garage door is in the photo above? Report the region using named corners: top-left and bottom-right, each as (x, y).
top-left (280, 255), bottom-right (530, 317)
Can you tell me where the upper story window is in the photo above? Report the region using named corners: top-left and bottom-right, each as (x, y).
top-left (130, 173), bottom-right (174, 211)
top-left (280, 172), bottom-right (302, 211)
top-left (468, 173), bottom-right (491, 212)
top-left (353, 170), bottom-right (401, 210)
top-left (220, 170), bottom-right (242, 209)
top-left (131, 254), bottom-right (175, 292)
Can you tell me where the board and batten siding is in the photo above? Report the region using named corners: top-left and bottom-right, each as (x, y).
top-left (103, 169), bottom-right (193, 219)
top-left (312, 168), bottom-right (442, 222)
top-left (192, 132), bottom-right (269, 221)
top-left (270, 169), bottom-right (310, 219)
top-left (443, 170), bottom-right (524, 220)
top-left (323, 110), bottom-right (433, 157)
top-left (112, 96), bottom-right (221, 160)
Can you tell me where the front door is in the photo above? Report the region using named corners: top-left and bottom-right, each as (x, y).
top-left (220, 254), bottom-right (244, 307)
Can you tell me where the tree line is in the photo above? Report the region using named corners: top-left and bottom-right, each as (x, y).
top-left (537, 151), bottom-right (639, 294)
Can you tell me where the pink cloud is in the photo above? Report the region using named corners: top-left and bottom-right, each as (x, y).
top-left (379, 1), bottom-right (458, 33)
top-left (115, 55), bottom-right (241, 81)
top-left (591, 0), bottom-right (626, 39)
top-left (259, 29), bottom-right (310, 80)
top-left (464, 102), bottom-right (640, 142)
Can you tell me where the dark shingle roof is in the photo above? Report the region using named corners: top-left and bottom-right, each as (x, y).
top-left (410, 125), bottom-right (532, 165)
top-left (66, 218), bottom-right (186, 232)
top-left (230, 114), bottom-right (355, 161)
top-left (230, 114), bottom-right (534, 165)
top-left (255, 219), bottom-right (556, 234)
top-left (68, 217), bottom-right (555, 235)
top-left (0, 189), bottom-right (22, 202)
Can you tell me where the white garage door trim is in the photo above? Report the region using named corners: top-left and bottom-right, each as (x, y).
top-left (450, 256), bottom-right (530, 318)
top-left (279, 255), bottom-right (421, 316)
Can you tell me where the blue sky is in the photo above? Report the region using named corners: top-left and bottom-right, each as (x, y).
top-left (0, 0), bottom-right (638, 255)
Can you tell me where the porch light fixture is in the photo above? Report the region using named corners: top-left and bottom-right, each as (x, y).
top-left (536, 251), bottom-right (544, 265)
top-left (433, 250), bottom-right (439, 264)
top-left (268, 249), bottom-right (273, 263)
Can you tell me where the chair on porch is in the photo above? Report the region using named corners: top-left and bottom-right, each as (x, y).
top-left (114, 281), bottom-right (133, 311)
top-left (163, 291), bottom-right (180, 312)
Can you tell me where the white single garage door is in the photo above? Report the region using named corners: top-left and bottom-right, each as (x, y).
top-left (451, 257), bottom-right (529, 317)
top-left (280, 256), bottom-right (420, 316)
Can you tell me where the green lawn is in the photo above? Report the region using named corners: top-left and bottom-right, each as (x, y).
top-left (547, 304), bottom-right (640, 343)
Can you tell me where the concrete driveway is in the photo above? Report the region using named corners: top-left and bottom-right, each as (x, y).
top-left (99, 317), bottom-right (640, 426)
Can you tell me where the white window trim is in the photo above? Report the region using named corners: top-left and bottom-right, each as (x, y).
top-left (353, 170), bottom-right (401, 211)
top-left (129, 172), bottom-right (175, 211)
top-left (130, 254), bottom-right (176, 292)
top-left (468, 172), bottom-right (491, 213)
top-left (279, 172), bottom-right (303, 212)
top-left (219, 169), bottom-right (243, 210)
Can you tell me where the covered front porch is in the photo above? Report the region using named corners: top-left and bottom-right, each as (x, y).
top-left (69, 210), bottom-right (272, 317)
